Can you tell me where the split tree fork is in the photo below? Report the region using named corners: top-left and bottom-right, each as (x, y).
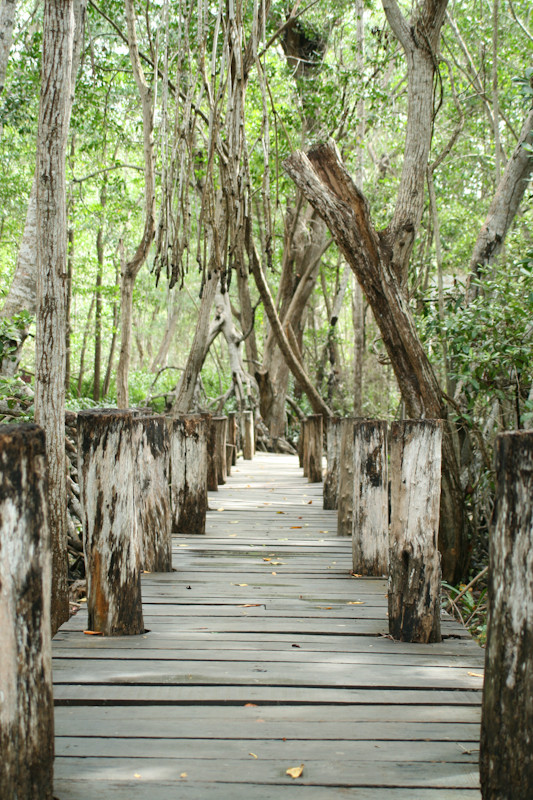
top-left (284, 0), bottom-right (467, 582)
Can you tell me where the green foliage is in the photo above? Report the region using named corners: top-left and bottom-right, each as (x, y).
top-left (0, 311), bottom-right (32, 363)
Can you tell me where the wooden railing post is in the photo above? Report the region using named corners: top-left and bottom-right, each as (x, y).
top-left (305, 414), bottom-right (323, 483)
top-left (227, 413), bottom-right (237, 467)
top-left (0, 425), bottom-right (54, 799)
top-left (388, 420), bottom-right (442, 643)
top-left (204, 414), bottom-right (218, 492)
top-left (242, 410), bottom-right (254, 460)
top-left (324, 416), bottom-right (341, 510)
top-left (480, 431), bottom-right (533, 800)
top-left (78, 410), bottom-right (144, 636)
top-left (337, 418), bottom-right (356, 537)
top-left (352, 420), bottom-right (388, 576)
top-left (135, 415), bottom-right (172, 572)
top-left (213, 415), bottom-right (228, 485)
top-left (168, 415), bottom-right (208, 534)
top-left (301, 419), bottom-right (309, 476)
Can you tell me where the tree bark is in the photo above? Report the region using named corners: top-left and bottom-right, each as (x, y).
top-left (352, 420), bottom-right (388, 576)
top-left (388, 420), bottom-right (443, 643)
top-left (0, 0), bottom-right (16, 96)
top-left (77, 410), bottom-right (144, 636)
top-left (0, 424), bottom-right (54, 800)
top-left (480, 431), bottom-right (533, 800)
top-left (35, 0), bottom-right (75, 634)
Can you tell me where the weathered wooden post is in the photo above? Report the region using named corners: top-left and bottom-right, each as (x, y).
top-left (227, 413), bottom-right (237, 466)
top-left (213, 415), bottom-right (228, 485)
top-left (135, 415), bottom-right (172, 572)
top-left (480, 431), bottom-right (533, 800)
top-left (388, 420), bottom-right (442, 643)
top-left (242, 410), bottom-right (254, 460)
top-left (204, 414), bottom-right (218, 492)
top-left (168, 415), bottom-right (208, 534)
top-left (78, 409), bottom-right (144, 636)
top-left (305, 414), bottom-right (323, 483)
top-left (352, 420), bottom-right (388, 576)
top-left (301, 418), bottom-right (309, 476)
top-left (324, 416), bottom-right (342, 509)
top-left (298, 422), bottom-right (304, 469)
top-left (337, 418), bottom-right (356, 537)
top-left (0, 425), bottom-right (54, 799)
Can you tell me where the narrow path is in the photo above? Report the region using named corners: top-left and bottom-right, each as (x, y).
top-left (53, 452), bottom-right (483, 798)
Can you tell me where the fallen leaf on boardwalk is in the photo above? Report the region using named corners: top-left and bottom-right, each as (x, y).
top-left (249, 753), bottom-right (258, 759)
top-left (468, 672), bottom-right (484, 678)
top-left (347, 601), bottom-right (365, 605)
top-left (286, 764), bottom-right (304, 779)
top-left (350, 572), bottom-right (362, 578)
top-left (180, 773), bottom-right (187, 778)
top-left (255, 718), bottom-right (265, 723)
top-left (272, 571), bottom-right (277, 575)
top-left (233, 583), bottom-right (248, 586)
top-left (230, 521), bottom-right (240, 524)
top-left (134, 774), bottom-right (142, 779)
top-left (290, 526), bottom-right (302, 529)
top-left (307, 500), bottom-right (313, 504)
top-left (217, 508), bottom-right (225, 512)
top-left (263, 557), bottom-right (272, 562)
top-left (143, 570), bottom-right (151, 574)
top-left (319, 530), bottom-right (329, 534)
top-left (238, 604), bottom-right (262, 608)
top-left (83, 630), bottom-right (102, 636)
top-left (318, 606), bottom-right (333, 610)
top-left (178, 544), bottom-right (189, 548)
top-left (244, 703), bottom-right (258, 707)
top-left (229, 534), bottom-right (237, 538)
top-left (276, 511), bottom-right (285, 514)
top-left (292, 644), bottom-right (300, 648)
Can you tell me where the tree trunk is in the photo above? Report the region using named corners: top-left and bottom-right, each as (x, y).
top-left (0, 0), bottom-right (16, 96)
top-left (0, 424), bottom-right (54, 800)
top-left (135, 415), bottom-right (172, 572)
top-left (352, 420), bottom-right (388, 576)
top-left (480, 431), bottom-right (533, 800)
top-left (35, 0), bottom-right (75, 634)
top-left (169, 415), bottom-right (208, 534)
top-left (305, 414), bottom-right (323, 483)
top-left (93, 224), bottom-right (104, 401)
top-left (77, 410), bottom-right (144, 636)
top-left (388, 420), bottom-right (442, 643)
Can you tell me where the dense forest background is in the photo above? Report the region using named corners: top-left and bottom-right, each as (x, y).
top-left (0, 0), bottom-right (532, 634)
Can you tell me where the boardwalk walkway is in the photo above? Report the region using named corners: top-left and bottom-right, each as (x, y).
top-left (53, 452), bottom-right (483, 799)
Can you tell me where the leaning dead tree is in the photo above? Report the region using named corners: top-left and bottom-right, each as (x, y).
top-left (284, 0), bottom-right (467, 582)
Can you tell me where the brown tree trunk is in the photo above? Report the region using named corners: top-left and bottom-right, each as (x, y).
top-left (0, 424), bottom-right (54, 800)
top-left (480, 431), bottom-right (533, 800)
top-left (388, 420), bottom-right (443, 643)
top-left (35, 0), bottom-right (75, 634)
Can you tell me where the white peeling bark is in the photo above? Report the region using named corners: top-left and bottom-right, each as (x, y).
top-left (135, 416), bottom-right (172, 572)
top-left (337, 418), bottom-right (357, 538)
top-left (78, 410), bottom-right (144, 636)
top-left (0, 424), bottom-right (53, 799)
top-left (480, 431), bottom-right (533, 799)
top-left (0, 0), bottom-right (16, 96)
top-left (352, 420), bottom-right (389, 576)
top-left (169, 415), bottom-right (208, 534)
top-left (388, 420), bottom-right (443, 643)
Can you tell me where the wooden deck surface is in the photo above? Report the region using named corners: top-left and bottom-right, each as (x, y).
top-left (53, 452), bottom-right (483, 799)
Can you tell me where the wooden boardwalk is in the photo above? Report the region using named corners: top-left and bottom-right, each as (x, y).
top-left (53, 452), bottom-right (483, 799)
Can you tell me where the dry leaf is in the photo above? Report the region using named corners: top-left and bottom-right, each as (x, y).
top-left (83, 630), bottom-right (102, 636)
top-left (307, 500), bottom-right (312, 504)
top-left (249, 753), bottom-right (258, 759)
top-left (276, 511), bottom-right (285, 514)
top-left (468, 672), bottom-right (484, 678)
top-left (233, 583), bottom-right (248, 587)
top-left (178, 544), bottom-right (189, 548)
top-left (271, 572), bottom-right (277, 575)
top-left (318, 606), bottom-right (333, 610)
top-left (263, 558), bottom-right (271, 562)
top-left (347, 601), bottom-right (365, 605)
top-left (286, 764), bottom-right (304, 779)
top-left (290, 526), bottom-right (302, 529)
top-left (319, 530), bottom-right (329, 533)
top-left (180, 772), bottom-right (187, 778)
top-left (229, 534), bottom-right (237, 538)
top-left (134, 773), bottom-right (142, 779)
top-left (238, 604), bottom-right (262, 608)
top-left (217, 508), bottom-right (225, 511)
top-left (230, 520), bottom-right (240, 524)
top-left (244, 703), bottom-right (258, 707)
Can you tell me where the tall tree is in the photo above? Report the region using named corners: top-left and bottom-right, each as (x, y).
top-left (35, 0), bottom-right (75, 632)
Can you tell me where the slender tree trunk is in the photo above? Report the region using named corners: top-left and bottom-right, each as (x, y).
top-left (0, 0), bottom-right (16, 97)
top-left (102, 251), bottom-right (120, 397)
top-left (35, 0), bottom-right (75, 634)
top-left (76, 290), bottom-right (95, 397)
top-left (93, 225), bottom-right (104, 401)
top-left (65, 226), bottom-right (74, 392)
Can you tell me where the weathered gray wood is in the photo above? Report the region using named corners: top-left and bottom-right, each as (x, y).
top-left (226, 444), bottom-right (234, 476)
top-left (135, 416), bottom-right (172, 571)
top-left (227, 413), bottom-right (237, 466)
top-left (352, 420), bottom-right (388, 576)
top-left (169, 415), bottom-right (207, 534)
top-left (77, 410), bottom-right (144, 635)
top-left (324, 416), bottom-right (342, 509)
top-left (480, 431), bottom-right (533, 800)
top-left (337, 418), bottom-right (356, 537)
top-left (388, 420), bottom-right (443, 643)
top-left (0, 425), bottom-right (54, 800)
top-left (242, 410), bottom-right (254, 460)
top-left (204, 413), bottom-right (218, 492)
top-left (213, 415), bottom-right (227, 485)
top-left (301, 418), bottom-right (309, 475)
top-left (305, 414), bottom-right (323, 483)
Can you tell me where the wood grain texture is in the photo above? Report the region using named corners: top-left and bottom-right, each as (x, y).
top-left (53, 452), bottom-right (482, 798)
